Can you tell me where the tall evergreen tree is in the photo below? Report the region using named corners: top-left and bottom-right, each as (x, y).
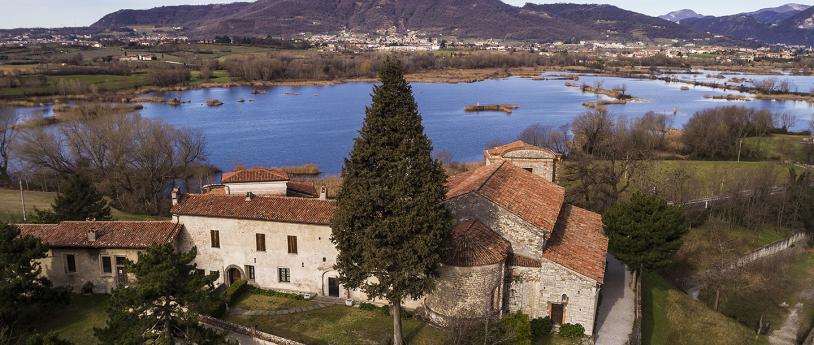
top-left (603, 193), bottom-right (688, 273)
top-left (38, 174), bottom-right (112, 223)
top-left (331, 60), bottom-right (452, 345)
top-left (95, 245), bottom-right (230, 345)
top-left (0, 224), bottom-right (67, 340)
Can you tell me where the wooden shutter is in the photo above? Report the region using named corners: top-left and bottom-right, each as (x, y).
top-left (211, 230), bottom-right (220, 248)
top-left (287, 236), bottom-right (298, 254)
top-left (256, 233), bottom-right (266, 251)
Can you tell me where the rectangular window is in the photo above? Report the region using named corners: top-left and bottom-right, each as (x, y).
top-left (211, 230), bottom-right (220, 248)
top-left (66, 254), bottom-right (76, 273)
top-left (256, 233), bottom-right (266, 252)
top-left (287, 236), bottom-right (298, 254)
top-left (101, 256), bottom-right (112, 274)
top-left (245, 265), bottom-right (255, 280)
top-left (278, 267), bottom-right (290, 283)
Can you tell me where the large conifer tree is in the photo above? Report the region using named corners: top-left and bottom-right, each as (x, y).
top-left (95, 245), bottom-right (229, 345)
top-left (38, 174), bottom-right (112, 223)
top-left (331, 60), bottom-right (452, 345)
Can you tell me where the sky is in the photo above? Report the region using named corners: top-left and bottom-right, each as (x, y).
top-left (0, 0), bottom-right (811, 29)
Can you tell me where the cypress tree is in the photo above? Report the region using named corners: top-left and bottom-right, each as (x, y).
top-left (330, 60), bottom-right (452, 345)
top-left (51, 174), bottom-right (112, 222)
top-left (603, 192), bottom-right (688, 272)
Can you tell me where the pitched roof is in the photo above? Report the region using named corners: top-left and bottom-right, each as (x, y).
top-left (171, 194), bottom-right (335, 225)
top-left (543, 205), bottom-right (608, 283)
top-left (508, 253), bottom-right (542, 267)
top-left (445, 219), bottom-right (511, 267)
top-left (222, 168), bottom-right (289, 183)
top-left (446, 162), bottom-right (566, 232)
top-left (486, 140), bottom-right (558, 156)
top-left (286, 181), bottom-right (318, 198)
top-left (16, 221), bottom-right (181, 249)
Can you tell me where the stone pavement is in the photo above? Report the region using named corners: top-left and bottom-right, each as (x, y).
top-left (594, 254), bottom-right (636, 345)
top-left (769, 302), bottom-right (804, 345)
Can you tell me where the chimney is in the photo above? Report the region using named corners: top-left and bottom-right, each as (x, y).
top-left (87, 229), bottom-right (97, 242)
top-left (245, 192), bottom-right (255, 201)
top-left (319, 186), bottom-right (327, 200)
top-left (171, 187), bottom-right (180, 206)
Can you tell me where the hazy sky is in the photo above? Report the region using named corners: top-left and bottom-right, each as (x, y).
top-left (1, 0), bottom-right (811, 29)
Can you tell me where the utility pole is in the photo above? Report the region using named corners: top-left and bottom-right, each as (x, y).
top-left (19, 179), bottom-right (26, 222)
top-left (737, 138), bottom-right (743, 163)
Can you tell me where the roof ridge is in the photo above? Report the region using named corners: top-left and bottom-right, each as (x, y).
top-left (474, 161), bottom-right (505, 193)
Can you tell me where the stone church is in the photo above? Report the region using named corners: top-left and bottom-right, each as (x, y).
top-left (19, 141), bottom-right (608, 335)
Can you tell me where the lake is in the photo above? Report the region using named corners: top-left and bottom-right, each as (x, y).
top-left (12, 71), bottom-right (814, 175)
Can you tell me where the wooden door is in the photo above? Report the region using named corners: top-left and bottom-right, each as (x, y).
top-left (328, 277), bottom-right (340, 297)
top-left (551, 303), bottom-right (565, 325)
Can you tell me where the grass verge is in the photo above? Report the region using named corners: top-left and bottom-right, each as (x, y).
top-left (31, 294), bottom-right (109, 345)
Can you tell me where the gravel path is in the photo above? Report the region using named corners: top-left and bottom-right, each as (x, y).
top-left (769, 302), bottom-right (803, 345)
top-left (595, 254), bottom-right (636, 345)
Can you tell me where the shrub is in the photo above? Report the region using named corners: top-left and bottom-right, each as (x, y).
top-left (530, 316), bottom-right (552, 339)
top-left (559, 323), bottom-right (585, 338)
top-left (25, 332), bottom-right (73, 345)
top-left (359, 302), bottom-right (378, 311)
top-left (247, 286), bottom-right (304, 300)
top-left (500, 312), bottom-right (532, 345)
top-left (224, 279), bottom-right (248, 304)
top-left (80, 281), bottom-right (94, 294)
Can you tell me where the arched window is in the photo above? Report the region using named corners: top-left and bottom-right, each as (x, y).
top-left (561, 294), bottom-right (569, 304)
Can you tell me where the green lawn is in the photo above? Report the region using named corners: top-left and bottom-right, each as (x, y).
top-left (645, 160), bottom-right (796, 200)
top-left (226, 305), bottom-right (447, 345)
top-left (0, 73), bottom-right (152, 98)
top-left (231, 290), bottom-right (314, 311)
top-left (31, 294), bottom-right (109, 345)
top-left (642, 271), bottom-right (767, 345)
top-left (744, 134), bottom-right (811, 163)
top-left (0, 188), bottom-right (163, 223)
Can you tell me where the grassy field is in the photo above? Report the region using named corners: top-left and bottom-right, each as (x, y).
top-left (642, 271), bottom-right (767, 345)
top-left (698, 248), bottom-right (814, 340)
top-left (0, 188), bottom-right (163, 223)
top-left (644, 160), bottom-right (796, 200)
top-left (743, 134), bottom-right (811, 163)
top-left (31, 294), bottom-right (109, 345)
top-left (227, 305), bottom-right (447, 345)
top-left (231, 290), bottom-right (313, 311)
top-left (663, 218), bottom-right (794, 282)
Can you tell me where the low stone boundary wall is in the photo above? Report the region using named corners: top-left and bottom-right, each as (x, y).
top-left (199, 315), bottom-right (304, 345)
top-left (724, 232), bottom-right (809, 271)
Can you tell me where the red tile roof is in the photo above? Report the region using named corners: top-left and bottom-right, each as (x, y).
top-left (446, 161), bottom-right (566, 232)
top-left (486, 140), bottom-right (557, 156)
top-left (16, 221), bottom-right (181, 249)
top-left (543, 205), bottom-right (608, 283)
top-left (222, 168), bottom-right (289, 183)
top-left (509, 253), bottom-right (542, 267)
top-left (171, 194), bottom-right (335, 225)
top-left (286, 181), bottom-right (318, 198)
top-left (445, 219), bottom-right (510, 267)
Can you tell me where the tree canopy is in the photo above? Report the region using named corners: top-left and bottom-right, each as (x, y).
top-left (0, 224), bottom-right (67, 340)
top-left (603, 193), bottom-right (688, 271)
top-left (35, 174), bottom-right (112, 223)
top-left (95, 245), bottom-right (229, 345)
top-left (330, 60), bottom-right (452, 345)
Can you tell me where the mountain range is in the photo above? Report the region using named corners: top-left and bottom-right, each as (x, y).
top-left (22, 1), bottom-right (814, 46)
top-left (89, 0), bottom-right (703, 42)
top-left (661, 3), bottom-right (814, 45)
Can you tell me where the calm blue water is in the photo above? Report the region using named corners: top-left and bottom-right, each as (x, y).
top-left (11, 72), bottom-right (814, 175)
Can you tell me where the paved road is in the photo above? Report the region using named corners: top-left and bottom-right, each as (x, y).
top-left (595, 254), bottom-right (636, 345)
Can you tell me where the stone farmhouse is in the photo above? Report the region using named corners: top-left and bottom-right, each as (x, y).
top-left (18, 141), bottom-right (608, 335)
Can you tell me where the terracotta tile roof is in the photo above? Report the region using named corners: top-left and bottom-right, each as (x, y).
top-left (222, 168), bottom-right (289, 183)
top-left (286, 181), bottom-right (318, 198)
top-left (486, 140), bottom-right (557, 156)
top-left (171, 194), bottom-right (335, 225)
top-left (508, 253), bottom-right (542, 267)
top-left (445, 219), bottom-right (510, 267)
top-left (543, 205), bottom-right (608, 283)
top-left (202, 185), bottom-right (227, 195)
top-left (446, 161), bottom-right (566, 232)
top-left (16, 221), bottom-right (181, 249)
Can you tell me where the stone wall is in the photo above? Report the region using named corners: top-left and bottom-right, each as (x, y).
top-left (200, 315), bottom-right (304, 345)
top-left (507, 262), bottom-right (600, 335)
top-left (485, 149), bottom-right (560, 182)
top-left (425, 263), bottom-right (504, 326)
top-left (39, 248), bottom-right (141, 293)
top-left (445, 193), bottom-right (548, 258)
top-left (176, 215), bottom-right (422, 309)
